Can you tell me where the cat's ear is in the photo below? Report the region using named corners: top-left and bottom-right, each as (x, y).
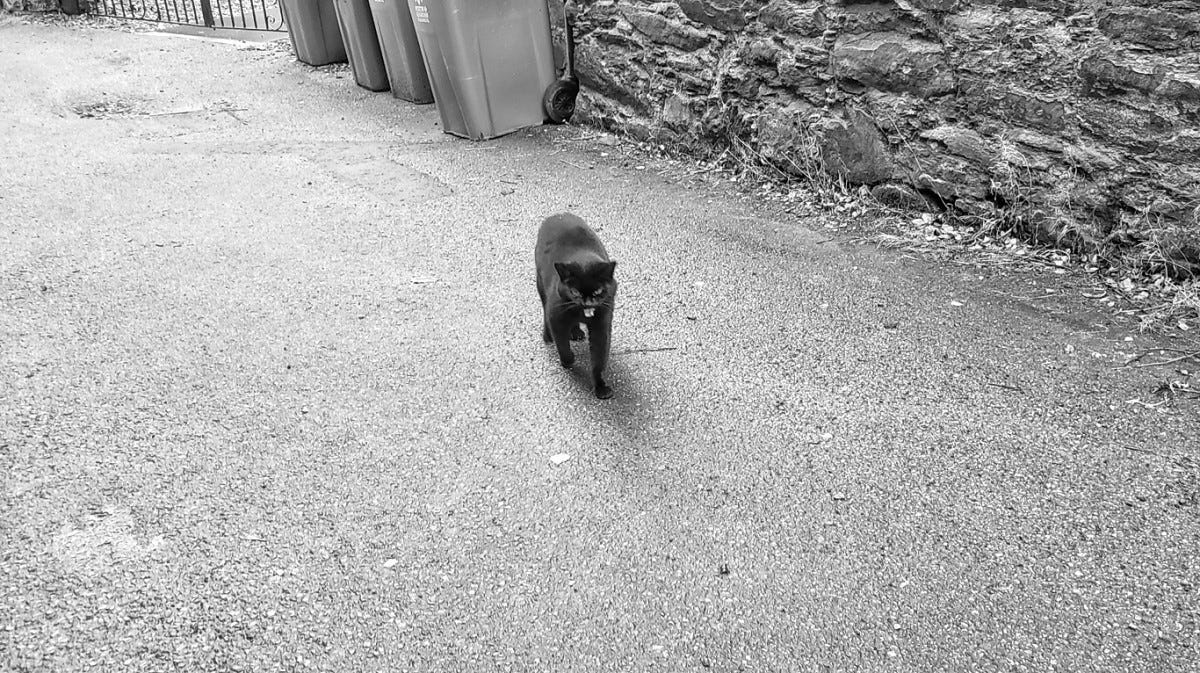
top-left (598, 261), bottom-right (617, 280)
top-left (554, 262), bottom-right (576, 282)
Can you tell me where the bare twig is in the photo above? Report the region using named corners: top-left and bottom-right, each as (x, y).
top-left (1126, 399), bottom-right (1167, 409)
top-left (1123, 350), bottom-right (1152, 366)
top-left (559, 159), bottom-right (592, 170)
top-left (1129, 350), bottom-right (1200, 368)
top-left (988, 290), bottom-right (1058, 301)
top-left (986, 381), bottom-right (1024, 392)
top-left (148, 108), bottom-right (204, 116)
top-left (617, 346), bottom-right (679, 355)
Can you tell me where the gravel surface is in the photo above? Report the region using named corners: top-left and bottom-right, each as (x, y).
top-left (2, 16), bottom-right (1198, 673)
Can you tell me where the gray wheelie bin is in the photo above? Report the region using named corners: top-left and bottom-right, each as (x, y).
top-left (333, 0), bottom-right (390, 91)
top-left (367, 0), bottom-right (434, 103)
top-left (280, 0), bottom-right (348, 66)
top-left (406, 0), bottom-right (556, 139)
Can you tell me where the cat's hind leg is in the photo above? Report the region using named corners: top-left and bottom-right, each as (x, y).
top-left (538, 277), bottom-right (552, 342)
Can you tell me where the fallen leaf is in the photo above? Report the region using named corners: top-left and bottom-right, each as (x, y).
top-left (550, 453), bottom-right (571, 465)
top-left (382, 558), bottom-right (398, 568)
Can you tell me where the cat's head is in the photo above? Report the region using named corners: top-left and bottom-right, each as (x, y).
top-left (554, 261), bottom-right (617, 310)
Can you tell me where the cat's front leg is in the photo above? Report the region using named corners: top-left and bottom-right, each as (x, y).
top-left (546, 309), bottom-right (576, 368)
top-left (587, 306), bottom-right (613, 399)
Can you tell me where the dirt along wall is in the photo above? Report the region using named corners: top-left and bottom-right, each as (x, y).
top-left (562, 0), bottom-right (1200, 277)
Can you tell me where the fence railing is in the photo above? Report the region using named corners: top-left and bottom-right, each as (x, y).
top-left (88, 0), bottom-right (286, 31)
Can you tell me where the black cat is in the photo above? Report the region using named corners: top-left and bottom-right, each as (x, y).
top-left (535, 213), bottom-right (618, 399)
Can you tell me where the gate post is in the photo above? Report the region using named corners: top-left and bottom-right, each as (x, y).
top-left (200, 0), bottom-right (215, 27)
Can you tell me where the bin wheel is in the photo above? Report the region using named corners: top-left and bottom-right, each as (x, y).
top-left (543, 80), bottom-right (580, 124)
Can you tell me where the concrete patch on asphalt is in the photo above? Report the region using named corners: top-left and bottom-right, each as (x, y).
top-left (62, 92), bottom-right (151, 120)
top-left (51, 505), bottom-right (169, 577)
top-left (329, 159), bottom-right (454, 204)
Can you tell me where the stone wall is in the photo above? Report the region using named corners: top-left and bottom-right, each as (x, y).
top-left (563, 0), bottom-right (1200, 256)
top-left (3, 0), bottom-right (63, 11)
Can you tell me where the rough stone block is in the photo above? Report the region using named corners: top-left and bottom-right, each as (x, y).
top-left (1097, 7), bottom-right (1200, 51)
top-left (905, 0), bottom-right (964, 12)
top-left (574, 45), bottom-right (649, 113)
top-left (754, 103), bottom-right (820, 177)
top-left (862, 90), bottom-right (937, 136)
top-left (2, 0), bottom-right (59, 9)
top-left (919, 125), bottom-right (997, 167)
top-left (954, 196), bottom-right (1000, 222)
top-left (625, 4), bottom-right (718, 51)
top-left (739, 38), bottom-right (783, 66)
top-left (962, 80), bottom-right (1067, 131)
top-left (1063, 144), bottom-right (1119, 176)
top-left (757, 0), bottom-right (825, 37)
top-left (832, 32), bottom-right (955, 97)
top-left (974, 0), bottom-right (1074, 15)
top-left (1074, 98), bottom-right (1178, 155)
top-left (1080, 55), bottom-right (1164, 97)
top-left (722, 64), bottom-right (765, 99)
top-left (661, 93), bottom-right (698, 129)
top-left (912, 154), bottom-right (990, 201)
top-left (839, 3), bottom-right (909, 35)
top-left (776, 39), bottom-right (828, 93)
top-left (943, 6), bottom-right (1004, 33)
top-left (591, 26), bottom-right (647, 50)
top-left (665, 54), bottom-right (718, 94)
top-left (1006, 128), bottom-right (1063, 154)
top-left (677, 0), bottom-right (749, 31)
top-left (814, 109), bottom-right (894, 184)
top-left (871, 183), bottom-right (933, 210)
top-left (1156, 73), bottom-right (1200, 105)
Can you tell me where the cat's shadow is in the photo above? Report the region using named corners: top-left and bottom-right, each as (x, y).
top-left (559, 352), bottom-right (650, 426)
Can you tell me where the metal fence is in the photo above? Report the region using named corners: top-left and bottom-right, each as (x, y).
top-left (88, 0), bottom-right (285, 31)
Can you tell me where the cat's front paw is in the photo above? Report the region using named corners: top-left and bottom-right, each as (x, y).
top-left (559, 354), bottom-right (576, 368)
top-left (593, 383), bottom-right (613, 399)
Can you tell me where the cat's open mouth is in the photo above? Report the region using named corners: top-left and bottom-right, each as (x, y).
top-left (583, 307), bottom-right (596, 318)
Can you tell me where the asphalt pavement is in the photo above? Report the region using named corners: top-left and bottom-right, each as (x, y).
top-left (2, 15), bottom-right (1198, 673)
